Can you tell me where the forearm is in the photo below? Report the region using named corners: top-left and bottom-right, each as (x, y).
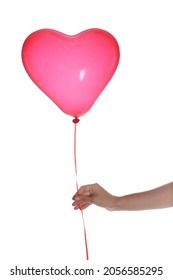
top-left (113, 182), bottom-right (173, 211)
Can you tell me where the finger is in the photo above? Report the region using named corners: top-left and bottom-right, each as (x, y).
top-left (73, 200), bottom-right (89, 209)
top-left (74, 195), bottom-right (93, 204)
top-left (74, 202), bottom-right (83, 210)
top-left (74, 202), bottom-right (90, 210)
top-left (72, 200), bottom-right (79, 206)
top-left (72, 200), bottom-right (84, 209)
top-left (72, 184), bottom-right (96, 200)
top-left (72, 191), bottom-right (90, 200)
top-left (72, 194), bottom-right (76, 200)
top-left (78, 184), bottom-right (94, 195)
top-left (80, 203), bottom-right (90, 210)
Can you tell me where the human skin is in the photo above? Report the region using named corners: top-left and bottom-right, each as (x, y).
top-left (72, 182), bottom-right (173, 211)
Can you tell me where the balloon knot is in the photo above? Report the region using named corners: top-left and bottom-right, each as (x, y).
top-left (73, 117), bottom-right (80, 124)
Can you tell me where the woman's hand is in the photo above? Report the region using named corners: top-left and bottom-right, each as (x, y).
top-left (72, 183), bottom-right (117, 211)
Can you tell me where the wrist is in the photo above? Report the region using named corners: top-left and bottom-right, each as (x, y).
top-left (105, 195), bottom-right (122, 211)
top-left (111, 195), bottom-right (122, 211)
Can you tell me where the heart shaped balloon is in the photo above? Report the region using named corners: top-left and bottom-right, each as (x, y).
top-left (22, 28), bottom-right (120, 118)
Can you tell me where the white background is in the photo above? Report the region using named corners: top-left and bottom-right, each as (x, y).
top-left (0, 0), bottom-right (173, 279)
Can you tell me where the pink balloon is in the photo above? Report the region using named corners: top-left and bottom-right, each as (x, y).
top-left (22, 28), bottom-right (120, 118)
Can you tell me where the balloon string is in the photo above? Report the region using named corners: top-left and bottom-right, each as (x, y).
top-left (73, 118), bottom-right (89, 260)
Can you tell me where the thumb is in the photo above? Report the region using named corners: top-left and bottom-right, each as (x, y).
top-left (75, 195), bottom-right (93, 204)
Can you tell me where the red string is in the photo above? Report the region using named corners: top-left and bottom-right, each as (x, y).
top-left (73, 118), bottom-right (89, 260)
